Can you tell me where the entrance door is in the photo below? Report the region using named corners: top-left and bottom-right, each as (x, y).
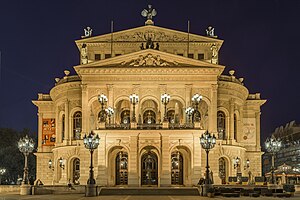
top-left (73, 158), bottom-right (80, 185)
top-left (116, 152), bottom-right (128, 185)
top-left (141, 152), bottom-right (158, 185)
top-left (171, 152), bottom-right (183, 185)
top-left (219, 157), bottom-right (226, 184)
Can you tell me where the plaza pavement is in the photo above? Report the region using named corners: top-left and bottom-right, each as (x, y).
top-left (0, 192), bottom-right (300, 200)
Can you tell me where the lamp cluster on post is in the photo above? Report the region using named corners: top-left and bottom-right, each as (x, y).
top-left (83, 132), bottom-right (100, 197)
top-left (234, 157), bottom-right (242, 184)
top-left (98, 93), bottom-right (108, 122)
top-left (200, 131), bottom-right (216, 196)
top-left (192, 93), bottom-right (202, 122)
top-left (265, 136), bottom-right (282, 185)
top-left (161, 93), bottom-right (170, 122)
top-left (185, 107), bottom-right (194, 124)
top-left (105, 106), bottom-right (114, 125)
top-left (129, 93), bottom-right (139, 122)
top-left (18, 135), bottom-right (35, 195)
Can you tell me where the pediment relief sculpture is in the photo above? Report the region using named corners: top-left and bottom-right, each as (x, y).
top-left (121, 53), bottom-right (178, 67)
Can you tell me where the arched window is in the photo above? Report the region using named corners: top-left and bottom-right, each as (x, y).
top-left (62, 114), bottom-right (65, 141)
top-left (120, 110), bottom-right (130, 124)
top-left (234, 114), bottom-right (237, 140)
top-left (73, 111), bottom-right (82, 139)
top-left (217, 111), bottom-right (226, 140)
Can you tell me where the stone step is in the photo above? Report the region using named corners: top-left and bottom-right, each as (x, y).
top-left (98, 187), bottom-right (200, 196)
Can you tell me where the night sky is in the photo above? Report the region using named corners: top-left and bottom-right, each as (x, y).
top-left (0, 0), bottom-right (299, 144)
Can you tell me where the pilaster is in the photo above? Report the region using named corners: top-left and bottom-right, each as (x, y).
top-left (81, 84), bottom-right (88, 134)
top-left (37, 112), bottom-right (43, 152)
top-left (255, 112), bottom-right (261, 151)
top-left (209, 84), bottom-right (218, 133)
top-left (128, 136), bottom-right (139, 186)
top-left (160, 135), bottom-right (171, 186)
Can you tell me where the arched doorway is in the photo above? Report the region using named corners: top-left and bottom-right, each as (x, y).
top-left (219, 157), bottom-right (227, 184)
top-left (141, 152), bottom-right (158, 185)
top-left (73, 158), bottom-right (80, 185)
top-left (171, 152), bottom-right (183, 185)
top-left (116, 152), bottom-right (128, 185)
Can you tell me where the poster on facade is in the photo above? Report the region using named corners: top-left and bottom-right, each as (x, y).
top-left (242, 118), bottom-right (256, 144)
top-left (42, 118), bottom-right (56, 146)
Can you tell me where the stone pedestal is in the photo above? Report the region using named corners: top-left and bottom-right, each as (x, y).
top-left (20, 184), bottom-right (31, 195)
top-left (162, 122), bottom-right (169, 129)
top-left (86, 184), bottom-right (97, 197)
top-left (194, 122), bottom-right (201, 129)
top-left (131, 122), bottom-right (137, 129)
top-left (98, 122), bottom-right (106, 129)
top-left (201, 184), bottom-right (212, 196)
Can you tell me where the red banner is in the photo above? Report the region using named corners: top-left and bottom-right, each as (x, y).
top-left (42, 118), bottom-right (56, 146)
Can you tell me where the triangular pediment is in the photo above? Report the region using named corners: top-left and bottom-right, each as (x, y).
top-left (75, 25), bottom-right (223, 49)
top-left (74, 49), bottom-right (225, 74)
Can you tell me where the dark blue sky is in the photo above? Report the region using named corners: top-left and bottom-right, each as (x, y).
top-left (0, 0), bottom-right (299, 143)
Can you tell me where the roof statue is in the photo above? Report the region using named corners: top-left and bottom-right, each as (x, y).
top-left (82, 26), bottom-right (93, 38)
top-left (141, 5), bottom-right (157, 25)
top-left (206, 26), bottom-right (217, 38)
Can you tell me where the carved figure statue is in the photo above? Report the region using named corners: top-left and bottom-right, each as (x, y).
top-left (211, 44), bottom-right (218, 64)
top-left (141, 5), bottom-right (157, 20)
top-left (84, 26), bottom-right (93, 37)
top-left (81, 44), bottom-right (88, 64)
top-left (206, 26), bottom-right (215, 37)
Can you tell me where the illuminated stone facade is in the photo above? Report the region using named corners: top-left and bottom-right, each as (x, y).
top-left (32, 23), bottom-right (266, 186)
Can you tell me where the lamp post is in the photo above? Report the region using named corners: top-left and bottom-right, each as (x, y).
top-left (192, 93), bottom-right (202, 122)
top-left (129, 93), bottom-right (139, 122)
top-left (185, 107), bottom-right (194, 124)
top-left (105, 107), bottom-right (114, 125)
top-left (98, 93), bottom-right (108, 122)
top-left (18, 135), bottom-right (35, 195)
top-left (83, 132), bottom-right (100, 197)
top-left (0, 168), bottom-right (6, 185)
top-left (265, 136), bottom-right (281, 185)
top-left (161, 93), bottom-right (170, 122)
top-left (200, 131), bottom-right (216, 196)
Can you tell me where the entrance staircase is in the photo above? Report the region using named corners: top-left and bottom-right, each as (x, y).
top-left (98, 187), bottom-right (200, 196)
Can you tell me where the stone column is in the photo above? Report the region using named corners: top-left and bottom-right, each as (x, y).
top-left (128, 136), bottom-right (139, 186)
top-left (255, 112), bottom-right (261, 151)
top-left (55, 106), bottom-right (60, 145)
top-left (107, 84), bottom-right (114, 123)
top-left (209, 84), bottom-right (218, 133)
top-left (37, 112), bottom-right (43, 152)
top-left (184, 84), bottom-right (192, 123)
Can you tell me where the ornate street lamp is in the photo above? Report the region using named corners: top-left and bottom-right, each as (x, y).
top-left (98, 93), bottom-right (108, 122)
top-left (244, 158), bottom-right (250, 170)
top-left (161, 93), bottom-right (170, 122)
top-left (265, 136), bottom-right (282, 185)
top-left (234, 157), bottom-right (242, 184)
top-left (200, 131), bottom-right (216, 196)
top-left (185, 106), bottom-right (194, 123)
top-left (129, 93), bottom-right (139, 122)
top-left (18, 135), bottom-right (35, 195)
top-left (83, 132), bottom-right (100, 196)
top-left (0, 168), bottom-right (6, 185)
top-left (192, 93), bottom-right (202, 122)
top-left (105, 106), bottom-right (114, 125)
